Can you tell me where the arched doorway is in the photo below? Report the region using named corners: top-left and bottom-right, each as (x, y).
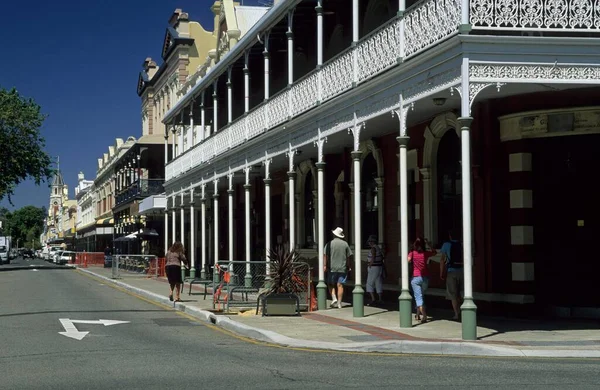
top-left (436, 130), bottom-right (462, 242)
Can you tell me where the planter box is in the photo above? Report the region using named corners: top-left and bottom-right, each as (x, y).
top-left (261, 293), bottom-right (300, 317)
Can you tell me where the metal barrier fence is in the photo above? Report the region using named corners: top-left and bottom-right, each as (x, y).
top-left (111, 254), bottom-right (159, 279)
top-left (212, 260), bottom-right (312, 313)
top-left (74, 252), bottom-right (105, 267)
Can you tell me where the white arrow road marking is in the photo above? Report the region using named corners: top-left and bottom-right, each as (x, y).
top-left (58, 318), bottom-right (130, 340)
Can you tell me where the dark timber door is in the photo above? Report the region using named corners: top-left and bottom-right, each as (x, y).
top-left (533, 135), bottom-right (600, 308)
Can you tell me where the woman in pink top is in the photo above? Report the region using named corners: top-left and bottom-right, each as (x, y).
top-left (408, 237), bottom-right (437, 323)
top-left (165, 241), bottom-right (189, 302)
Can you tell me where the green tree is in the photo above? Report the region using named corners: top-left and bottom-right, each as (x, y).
top-left (3, 206), bottom-right (46, 248)
top-left (0, 87), bottom-right (54, 202)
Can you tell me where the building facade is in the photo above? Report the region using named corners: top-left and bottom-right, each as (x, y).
top-left (159, 0), bottom-right (600, 331)
top-left (74, 172), bottom-right (97, 251)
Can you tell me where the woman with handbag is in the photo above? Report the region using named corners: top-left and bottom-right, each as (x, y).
top-left (366, 235), bottom-right (385, 306)
top-left (165, 241), bottom-right (189, 302)
top-left (408, 237), bottom-right (436, 323)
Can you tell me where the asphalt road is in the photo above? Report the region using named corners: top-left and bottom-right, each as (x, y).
top-left (1, 257), bottom-right (599, 389)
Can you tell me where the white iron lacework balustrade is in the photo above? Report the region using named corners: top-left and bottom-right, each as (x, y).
top-left (321, 49), bottom-right (353, 101)
top-left (204, 136), bottom-right (215, 160)
top-left (357, 17), bottom-right (400, 83)
top-left (291, 71), bottom-right (319, 117)
top-left (246, 104), bottom-right (265, 139)
top-left (213, 130), bottom-right (228, 157)
top-left (230, 120), bottom-right (245, 147)
top-left (471, 0), bottom-right (600, 30)
top-left (191, 143), bottom-right (203, 167)
top-left (404, 0), bottom-right (461, 59)
top-left (269, 89), bottom-right (289, 128)
top-left (180, 152), bottom-right (191, 176)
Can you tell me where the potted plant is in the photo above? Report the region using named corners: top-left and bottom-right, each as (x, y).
top-left (260, 247), bottom-right (306, 316)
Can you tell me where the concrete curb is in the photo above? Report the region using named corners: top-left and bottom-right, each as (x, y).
top-left (78, 268), bottom-right (600, 358)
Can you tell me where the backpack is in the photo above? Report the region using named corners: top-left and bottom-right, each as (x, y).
top-left (448, 241), bottom-right (463, 268)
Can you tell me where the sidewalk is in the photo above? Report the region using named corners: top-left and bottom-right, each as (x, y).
top-left (77, 266), bottom-right (600, 358)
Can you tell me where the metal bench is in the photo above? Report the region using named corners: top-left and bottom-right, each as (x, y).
top-left (187, 277), bottom-right (212, 300)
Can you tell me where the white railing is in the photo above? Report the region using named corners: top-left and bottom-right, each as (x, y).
top-left (269, 89), bottom-right (289, 128)
top-left (291, 71), bottom-right (319, 116)
top-left (247, 103), bottom-right (265, 139)
top-left (357, 17), bottom-right (401, 82)
top-left (166, 0), bottom-right (464, 183)
top-left (405, 0), bottom-right (461, 58)
top-left (321, 48), bottom-right (354, 101)
top-left (471, 0), bottom-right (600, 31)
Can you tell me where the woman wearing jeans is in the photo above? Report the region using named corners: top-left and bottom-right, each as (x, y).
top-left (408, 237), bottom-right (436, 323)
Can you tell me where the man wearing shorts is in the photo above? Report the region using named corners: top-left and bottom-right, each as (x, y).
top-left (440, 231), bottom-right (464, 320)
top-left (323, 227), bottom-right (353, 309)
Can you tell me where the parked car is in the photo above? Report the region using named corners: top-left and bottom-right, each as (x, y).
top-left (56, 251), bottom-right (74, 265)
top-left (22, 249), bottom-right (35, 259)
top-left (0, 245), bottom-right (8, 264)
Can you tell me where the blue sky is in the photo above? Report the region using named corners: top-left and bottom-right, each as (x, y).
top-left (0, 0), bottom-right (264, 210)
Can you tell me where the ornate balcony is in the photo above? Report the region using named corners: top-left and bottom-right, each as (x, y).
top-left (165, 0), bottom-right (600, 183)
top-left (115, 179), bottom-right (165, 207)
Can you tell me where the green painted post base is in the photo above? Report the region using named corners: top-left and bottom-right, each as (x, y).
top-left (181, 268), bottom-right (186, 282)
top-left (461, 297), bottom-right (478, 340)
top-left (244, 274), bottom-right (252, 288)
top-left (200, 268), bottom-right (206, 280)
top-left (399, 289), bottom-right (413, 328)
top-left (213, 268), bottom-right (220, 284)
top-left (264, 276), bottom-right (272, 289)
top-left (352, 286), bottom-right (364, 318)
top-left (316, 281), bottom-right (328, 311)
top-left (190, 268), bottom-right (196, 280)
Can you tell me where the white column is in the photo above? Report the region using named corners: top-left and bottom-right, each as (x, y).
top-left (263, 34), bottom-right (270, 100)
top-left (460, 56), bottom-right (477, 340)
top-left (201, 184), bottom-right (207, 278)
top-left (164, 134), bottom-right (169, 165)
top-left (164, 201), bottom-right (169, 255)
top-left (316, 0), bottom-right (323, 103)
top-left (213, 82), bottom-right (218, 133)
top-left (200, 93), bottom-right (206, 142)
top-left (228, 173), bottom-right (234, 262)
top-left (462, 0), bottom-right (470, 26)
top-left (264, 157), bottom-right (272, 276)
top-left (179, 111), bottom-right (185, 154)
top-left (244, 167), bottom-right (252, 287)
top-left (398, 0), bottom-right (405, 60)
top-left (171, 196), bottom-right (177, 242)
top-left (244, 52), bottom-right (250, 113)
top-left (180, 193), bottom-right (185, 249)
top-left (350, 118), bottom-right (364, 317)
top-left (213, 181), bottom-right (219, 264)
top-left (287, 11), bottom-right (294, 86)
top-left (189, 103), bottom-right (194, 147)
top-left (286, 147), bottom-right (296, 251)
top-left (315, 135), bottom-right (327, 310)
top-left (227, 67), bottom-right (233, 124)
top-left (288, 172), bottom-right (296, 251)
top-left (190, 188), bottom-right (196, 278)
top-left (171, 127), bottom-right (176, 158)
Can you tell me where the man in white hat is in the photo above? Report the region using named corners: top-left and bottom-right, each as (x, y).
top-left (323, 227), bottom-right (353, 309)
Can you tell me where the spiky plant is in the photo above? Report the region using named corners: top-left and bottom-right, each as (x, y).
top-left (266, 247), bottom-right (305, 294)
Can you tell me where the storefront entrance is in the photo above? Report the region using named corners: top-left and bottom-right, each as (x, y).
top-left (533, 134), bottom-right (600, 308)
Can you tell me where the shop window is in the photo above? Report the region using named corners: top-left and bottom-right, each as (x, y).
top-left (304, 171), bottom-right (315, 248)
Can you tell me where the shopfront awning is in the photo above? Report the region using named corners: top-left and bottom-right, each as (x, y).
top-left (96, 217), bottom-right (114, 226)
